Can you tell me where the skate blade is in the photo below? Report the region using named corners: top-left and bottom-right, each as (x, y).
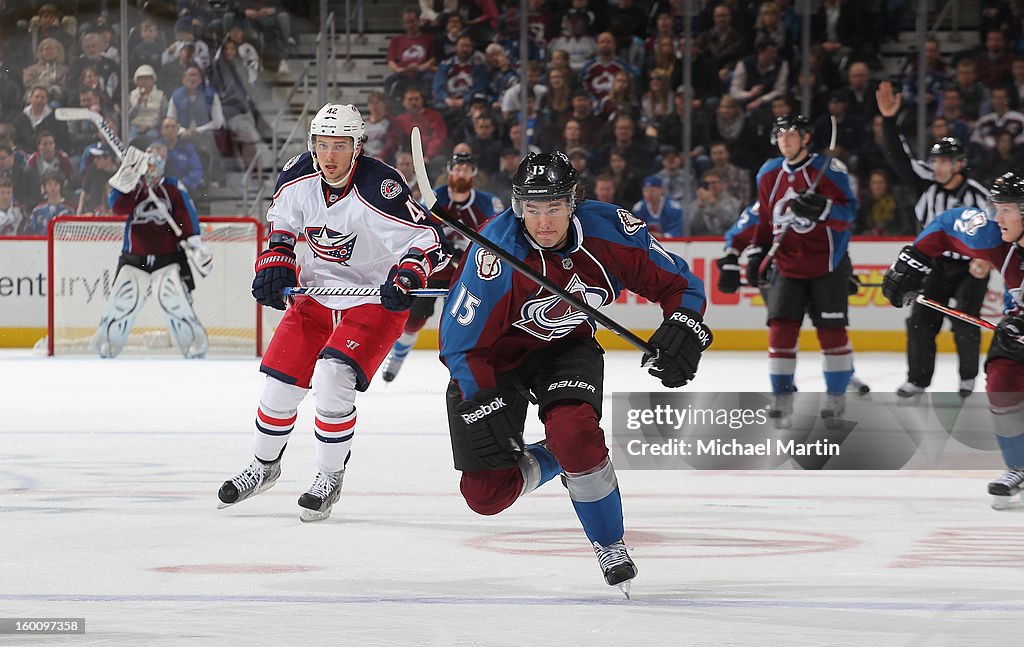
top-left (771, 416), bottom-right (792, 430)
top-left (990, 492), bottom-right (1022, 511)
top-left (216, 479), bottom-right (278, 510)
top-left (299, 507), bottom-right (333, 522)
top-left (616, 581), bottom-right (632, 599)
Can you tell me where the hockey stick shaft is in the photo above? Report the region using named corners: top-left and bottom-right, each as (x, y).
top-left (915, 294), bottom-right (997, 330)
top-left (284, 286), bottom-right (449, 297)
top-left (410, 128), bottom-right (657, 356)
top-left (739, 280), bottom-right (883, 288)
top-left (758, 115), bottom-right (838, 280)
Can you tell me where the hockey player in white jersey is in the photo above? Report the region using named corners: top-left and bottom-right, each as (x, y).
top-left (218, 103), bottom-right (449, 522)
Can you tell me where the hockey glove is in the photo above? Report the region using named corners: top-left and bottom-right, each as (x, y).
top-left (108, 146), bottom-right (150, 193)
top-left (251, 239), bottom-right (297, 310)
top-left (716, 253), bottom-right (742, 293)
top-left (789, 192), bottom-right (831, 221)
top-left (643, 308), bottom-right (714, 388)
top-left (882, 245), bottom-right (932, 307)
top-left (184, 235), bottom-right (214, 277)
top-left (452, 389), bottom-right (526, 471)
top-left (380, 261), bottom-right (427, 312)
top-left (745, 247), bottom-right (766, 287)
top-left (996, 314), bottom-right (1024, 361)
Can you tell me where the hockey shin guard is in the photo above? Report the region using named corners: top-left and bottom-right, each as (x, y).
top-left (89, 264), bottom-right (151, 358)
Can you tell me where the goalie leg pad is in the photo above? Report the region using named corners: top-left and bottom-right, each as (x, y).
top-left (89, 264), bottom-right (152, 358)
top-left (153, 264), bottom-right (208, 358)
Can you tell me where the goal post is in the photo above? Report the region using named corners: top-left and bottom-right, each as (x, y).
top-left (45, 216), bottom-right (264, 357)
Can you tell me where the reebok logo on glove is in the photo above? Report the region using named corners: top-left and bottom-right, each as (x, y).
top-left (461, 396), bottom-right (507, 424)
top-left (669, 311), bottom-right (712, 348)
top-left (898, 250), bottom-right (932, 274)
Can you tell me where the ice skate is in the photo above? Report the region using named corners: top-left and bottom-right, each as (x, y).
top-left (768, 392), bottom-right (793, 429)
top-left (298, 468), bottom-right (346, 522)
top-left (848, 375), bottom-right (870, 396)
top-left (958, 378), bottom-right (975, 399)
top-left (895, 381), bottom-right (925, 399)
top-left (593, 540), bottom-right (637, 599)
top-left (381, 340), bottom-right (412, 382)
top-left (218, 456), bottom-right (282, 508)
top-left (821, 393), bottom-right (846, 429)
top-left (988, 469), bottom-right (1024, 510)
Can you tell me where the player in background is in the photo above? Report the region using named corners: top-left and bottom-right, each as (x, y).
top-left (883, 172), bottom-right (1024, 509)
top-left (438, 152), bottom-right (712, 595)
top-left (218, 104), bottom-right (449, 522)
top-left (877, 81), bottom-right (992, 399)
top-left (89, 142), bottom-right (212, 358)
top-left (741, 114), bottom-right (858, 426)
top-left (717, 202), bottom-right (870, 395)
top-left (382, 152), bottom-right (503, 382)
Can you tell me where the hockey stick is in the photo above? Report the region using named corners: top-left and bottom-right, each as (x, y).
top-left (410, 127), bottom-right (658, 357)
top-left (739, 280), bottom-right (883, 288)
top-left (915, 294), bottom-right (997, 330)
top-left (284, 286), bottom-right (449, 297)
top-left (758, 115), bottom-right (838, 282)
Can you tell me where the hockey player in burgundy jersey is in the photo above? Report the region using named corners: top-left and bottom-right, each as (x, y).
top-left (741, 114), bottom-right (859, 427)
top-left (89, 141), bottom-right (213, 359)
top-left (382, 152), bottom-right (503, 382)
top-left (884, 172), bottom-right (1024, 510)
top-left (218, 103), bottom-right (449, 522)
top-left (438, 152), bottom-right (712, 595)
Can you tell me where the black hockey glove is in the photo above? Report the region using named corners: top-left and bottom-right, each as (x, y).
top-left (643, 308), bottom-right (714, 388)
top-left (452, 389), bottom-right (526, 471)
top-left (252, 240), bottom-right (297, 310)
top-left (380, 261), bottom-right (426, 312)
top-left (882, 245), bottom-right (933, 307)
top-left (847, 273), bottom-right (862, 296)
top-left (996, 314), bottom-right (1024, 361)
top-left (745, 247), bottom-right (766, 287)
top-left (716, 253), bottom-right (742, 293)
top-left (790, 192), bottom-right (831, 221)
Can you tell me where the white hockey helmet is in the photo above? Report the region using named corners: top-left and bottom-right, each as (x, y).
top-left (308, 103), bottom-right (366, 170)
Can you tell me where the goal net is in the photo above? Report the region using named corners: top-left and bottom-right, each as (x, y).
top-left (44, 216), bottom-right (264, 356)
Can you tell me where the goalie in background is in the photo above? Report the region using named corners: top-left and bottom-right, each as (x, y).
top-left (89, 141), bottom-right (213, 359)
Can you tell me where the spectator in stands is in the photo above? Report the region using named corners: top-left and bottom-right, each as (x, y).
top-left (631, 174), bottom-right (682, 237)
top-left (501, 63), bottom-right (547, 122)
top-left (975, 29), bottom-right (1013, 88)
top-left (0, 144), bottom-right (38, 212)
top-left (482, 146), bottom-right (518, 197)
top-left (224, 25), bottom-right (262, 86)
top-left (157, 117), bottom-right (203, 193)
top-left (937, 87), bottom-right (974, 143)
top-left (26, 130), bottom-right (73, 191)
top-left (695, 3), bottom-right (745, 91)
top-left (23, 171), bottom-right (72, 236)
top-left (65, 88), bottom-right (117, 155)
top-left (163, 18), bottom-right (211, 74)
top-left (592, 173), bottom-right (616, 204)
top-left (654, 143), bottom-right (694, 207)
top-left (160, 42), bottom-right (196, 95)
top-left (27, 4), bottom-right (73, 58)
top-left (708, 140), bottom-right (751, 206)
top-left (730, 37), bottom-right (788, 116)
top-left (94, 23), bottom-right (119, 65)
top-left (548, 12), bottom-right (595, 74)
top-left (595, 114), bottom-right (651, 176)
top-left (811, 0), bottom-right (856, 66)
top-left (504, 120), bottom-right (540, 155)
top-left (77, 144), bottom-right (116, 214)
top-left (167, 64), bottom-right (225, 184)
top-left (237, 0), bottom-right (293, 75)
top-left (900, 37), bottom-right (948, 113)
top-left (1011, 58), bottom-right (1024, 106)
top-left (581, 32), bottom-right (632, 102)
top-left (978, 130), bottom-right (1023, 186)
top-left (23, 85), bottom-right (68, 152)
top-left (389, 149), bottom-right (420, 200)
top-left (597, 70), bottom-right (638, 122)
top-left (644, 36), bottom-right (683, 97)
top-left (856, 115), bottom-right (890, 182)
top-left (433, 34), bottom-right (488, 131)
top-left (644, 11), bottom-right (677, 63)
top-left (466, 112), bottom-right (502, 175)
top-left (129, 19), bottom-right (165, 73)
top-left (556, 89), bottom-right (601, 149)
top-left (971, 85), bottom-right (1024, 157)
top-left (605, 148), bottom-right (641, 208)
top-left (755, 2), bottom-right (789, 62)
top-left (382, 85), bottom-right (448, 170)
top-left (708, 95), bottom-right (760, 172)
top-left (607, 0), bottom-right (646, 54)
top-left (542, 65), bottom-right (572, 121)
top-left (211, 39), bottom-right (262, 168)
top-left (687, 168), bottom-right (739, 236)
top-left (547, 49), bottom-right (578, 91)
top-left (815, 91), bottom-right (866, 158)
top-left (436, 14), bottom-right (466, 65)
top-left (856, 169), bottom-right (906, 236)
top-left (484, 43), bottom-right (518, 109)
top-left (640, 68), bottom-right (674, 137)
top-left (363, 91), bottom-right (391, 159)
top-left (559, 118), bottom-right (588, 153)
top-left (0, 178), bottom-right (25, 235)
top-left (566, 146), bottom-right (596, 195)
top-left (843, 61), bottom-right (880, 124)
top-left (69, 31), bottom-right (120, 99)
top-left (127, 65), bottom-right (168, 142)
top-left (456, 0), bottom-right (500, 48)
top-left (385, 8), bottom-right (438, 104)
top-left (22, 38), bottom-right (68, 105)
top-left (951, 58), bottom-right (990, 121)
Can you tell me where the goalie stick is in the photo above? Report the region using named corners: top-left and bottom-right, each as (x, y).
top-left (284, 286), bottom-right (449, 297)
top-left (915, 294), bottom-right (997, 331)
top-left (54, 107), bottom-right (211, 276)
top-left (410, 127), bottom-right (658, 358)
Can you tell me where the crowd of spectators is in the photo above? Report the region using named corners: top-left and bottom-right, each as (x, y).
top-left (0, 1), bottom-right (299, 235)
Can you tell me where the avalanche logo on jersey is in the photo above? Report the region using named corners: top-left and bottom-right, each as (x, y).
top-left (617, 208), bottom-right (646, 235)
top-left (305, 225), bottom-right (357, 264)
top-left (773, 187), bottom-right (816, 234)
top-left (132, 192), bottom-right (173, 225)
top-left (953, 209), bottom-right (988, 236)
top-left (475, 247), bottom-right (502, 280)
top-left (513, 274), bottom-right (609, 341)
top-left (380, 179), bottom-right (402, 199)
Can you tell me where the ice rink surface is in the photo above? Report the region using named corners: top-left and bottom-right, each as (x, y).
top-left (1, 348), bottom-right (1021, 646)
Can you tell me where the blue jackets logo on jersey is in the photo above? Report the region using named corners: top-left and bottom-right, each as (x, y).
top-left (512, 274), bottom-right (609, 341)
top-left (305, 225), bottom-right (357, 264)
top-left (380, 179), bottom-right (402, 199)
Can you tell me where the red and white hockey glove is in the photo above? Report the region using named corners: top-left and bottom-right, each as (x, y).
top-left (380, 253), bottom-right (428, 312)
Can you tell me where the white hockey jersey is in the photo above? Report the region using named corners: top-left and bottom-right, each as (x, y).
top-left (267, 152), bottom-right (449, 310)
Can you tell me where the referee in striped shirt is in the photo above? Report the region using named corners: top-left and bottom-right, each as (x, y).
top-left (877, 81), bottom-right (992, 399)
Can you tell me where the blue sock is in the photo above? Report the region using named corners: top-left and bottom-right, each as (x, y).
top-left (770, 374), bottom-right (795, 394)
top-left (571, 489), bottom-right (624, 547)
top-left (524, 443), bottom-right (562, 487)
top-left (996, 434), bottom-right (1024, 469)
top-left (824, 369), bottom-right (853, 395)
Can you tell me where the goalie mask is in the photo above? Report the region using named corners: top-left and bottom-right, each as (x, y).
top-left (144, 143), bottom-right (167, 186)
top-left (308, 103), bottom-right (366, 183)
top-left (511, 151), bottom-right (581, 218)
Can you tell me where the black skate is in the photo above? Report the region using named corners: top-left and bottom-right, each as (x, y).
top-left (988, 469), bottom-right (1024, 510)
top-left (895, 381), bottom-right (925, 399)
top-left (958, 378), bottom-right (975, 399)
top-left (298, 468), bottom-right (346, 522)
top-left (593, 540), bottom-right (637, 599)
top-left (218, 456), bottom-right (282, 509)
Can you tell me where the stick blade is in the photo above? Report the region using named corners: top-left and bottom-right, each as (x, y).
top-left (409, 127), bottom-right (438, 209)
top-left (54, 107), bottom-right (99, 123)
